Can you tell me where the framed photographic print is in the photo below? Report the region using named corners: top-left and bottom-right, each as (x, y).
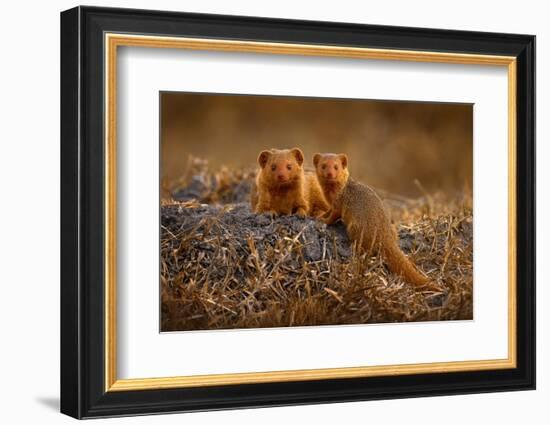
top-left (60, 6), bottom-right (535, 419)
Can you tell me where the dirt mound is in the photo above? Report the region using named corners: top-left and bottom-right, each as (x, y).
top-left (162, 202), bottom-right (351, 263)
top-left (161, 165), bottom-right (473, 332)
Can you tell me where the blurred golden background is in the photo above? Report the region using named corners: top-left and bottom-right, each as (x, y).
top-left (161, 92), bottom-right (472, 197)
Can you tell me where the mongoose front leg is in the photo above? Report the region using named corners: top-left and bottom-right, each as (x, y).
top-left (255, 196), bottom-right (278, 216)
top-left (322, 208), bottom-right (341, 225)
top-left (295, 205), bottom-right (307, 217)
top-left (312, 208), bottom-right (327, 218)
top-left (320, 209), bottom-right (332, 220)
top-left (294, 198), bottom-right (308, 217)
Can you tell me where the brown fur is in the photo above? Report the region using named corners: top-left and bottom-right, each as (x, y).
top-left (251, 148), bottom-right (330, 217)
top-left (313, 153), bottom-right (436, 289)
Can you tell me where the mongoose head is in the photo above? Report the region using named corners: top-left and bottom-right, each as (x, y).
top-left (257, 148), bottom-right (305, 187)
top-left (313, 153), bottom-right (349, 186)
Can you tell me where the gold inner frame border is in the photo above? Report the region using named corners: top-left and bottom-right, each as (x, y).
top-left (104, 33), bottom-right (517, 392)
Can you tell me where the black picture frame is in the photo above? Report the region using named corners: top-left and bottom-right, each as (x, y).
top-left (60, 5), bottom-right (535, 419)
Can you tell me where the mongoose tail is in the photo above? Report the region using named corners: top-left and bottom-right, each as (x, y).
top-left (382, 239), bottom-right (431, 288)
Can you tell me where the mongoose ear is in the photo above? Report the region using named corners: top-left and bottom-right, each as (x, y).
top-left (258, 150), bottom-right (271, 168)
top-left (291, 148), bottom-right (304, 165)
top-left (339, 154), bottom-right (348, 169)
top-left (313, 153), bottom-right (322, 168)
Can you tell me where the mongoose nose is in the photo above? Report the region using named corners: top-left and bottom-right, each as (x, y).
top-left (277, 174), bottom-right (286, 181)
top-left (327, 172), bottom-right (334, 179)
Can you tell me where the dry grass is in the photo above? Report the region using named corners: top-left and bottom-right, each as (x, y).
top-left (160, 159), bottom-right (473, 332)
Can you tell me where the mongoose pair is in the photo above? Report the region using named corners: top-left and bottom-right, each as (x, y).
top-left (251, 148), bottom-right (433, 289)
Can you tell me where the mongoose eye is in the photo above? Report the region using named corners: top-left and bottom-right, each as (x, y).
top-left (321, 164), bottom-right (326, 170)
top-left (334, 165), bottom-right (339, 171)
top-left (271, 164), bottom-right (276, 171)
top-left (286, 164), bottom-right (292, 170)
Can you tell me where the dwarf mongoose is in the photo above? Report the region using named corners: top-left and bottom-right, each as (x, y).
top-left (314, 153), bottom-right (434, 288)
top-left (251, 148), bottom-right (330, 217)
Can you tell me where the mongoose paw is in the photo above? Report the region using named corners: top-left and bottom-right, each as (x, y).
top-left (256, 208), bottom-right (278, 217)
top-left (311, 210), bottom-right (324, 219)
top-left (320, 210), bottom-right (332, 219)
top-left (419, 280), bottom-right (444, 292)
top-left (295, 208), bottom-right (307, 217)
top-left (322, 216), bottom-right (337, 225)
